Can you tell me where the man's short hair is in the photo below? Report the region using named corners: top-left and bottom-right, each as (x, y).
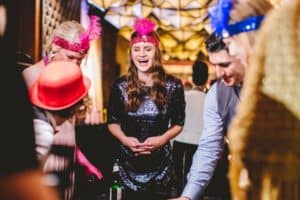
top-left (205, 33), bottom-right (226, 53)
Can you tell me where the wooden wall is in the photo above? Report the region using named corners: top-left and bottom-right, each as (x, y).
top-left (17, 0), bottom-right (81, 62)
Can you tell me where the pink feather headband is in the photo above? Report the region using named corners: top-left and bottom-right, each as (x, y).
top-left (52, 15), bottom-right (102, 54)
top-left (130, 18), bottom-right (159, 47)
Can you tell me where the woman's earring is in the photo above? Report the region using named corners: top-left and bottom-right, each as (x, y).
top-left (48, 50), bottom-right (57, 61)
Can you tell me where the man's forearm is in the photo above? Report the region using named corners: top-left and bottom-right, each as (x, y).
top-left (181, 133), bottom-right (224, 199)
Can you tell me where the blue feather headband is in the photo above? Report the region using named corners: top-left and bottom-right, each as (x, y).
top-left (209, 0), bottom-right (264, 38)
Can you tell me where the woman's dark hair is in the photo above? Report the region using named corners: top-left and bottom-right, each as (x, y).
top-left (192, 61), bottom-right (209, 86)
top-left (205, 33), bottom-right (226, 53)
top-left (126, 31), bottom-right (167, 112)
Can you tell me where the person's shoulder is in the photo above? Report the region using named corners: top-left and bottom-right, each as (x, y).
top-left (23, 60), bottom-right (44, 72)
top-left (166, 74), bottom-right (183, 86)
top-left (190, 88), bottom-right (206, 96)
top-left (214, 79), bottom-right (236, 96)
top-left (112, 75), bottom-right (127, 88)
top-left (207, 79), bottom-right (235, 104)
top-left (206, 80), bottom-right (218, 97)
top-left (22, 60), bottom-right (45, 89)
top-left (113, 75), bottom-right (126, 83)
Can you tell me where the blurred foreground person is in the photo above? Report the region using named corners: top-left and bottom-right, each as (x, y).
top-left (228, 0), bottom-right (300, 199)
top-left (0, 1), bottom-right (59, 199)
top-left (23, 17), bottom-right (102, 200)
top-left (28, 61), bottom-right (101, 199)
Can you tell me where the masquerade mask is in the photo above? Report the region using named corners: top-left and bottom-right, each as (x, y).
top-left (52, 15), bottom-right (102, 54)
top-left (209, 0), bottom-right (264, 38)
top-left (130, 18), bottom-right (159, 46)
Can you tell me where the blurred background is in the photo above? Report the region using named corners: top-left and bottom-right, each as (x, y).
top-left (15, 0), bottom-right (282, 121)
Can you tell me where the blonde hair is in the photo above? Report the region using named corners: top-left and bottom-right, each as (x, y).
top-left (45, 20), bottom-right (85, 55)
top-left (228, 0), bottom-right (273, 65)
top-left (228, 1), bottom-right (300, 199)
top-left (230, 0), bottom-right (273, 23)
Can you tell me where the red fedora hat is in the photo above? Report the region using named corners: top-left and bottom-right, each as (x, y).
top-left (29, 61), bottom-right (91, 110)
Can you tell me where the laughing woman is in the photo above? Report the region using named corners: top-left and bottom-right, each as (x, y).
top-left (107, 18), bottom-right (185, 200)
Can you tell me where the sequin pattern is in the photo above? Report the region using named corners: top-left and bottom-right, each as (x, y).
top-left (108, 75), bottom-right (185, 192)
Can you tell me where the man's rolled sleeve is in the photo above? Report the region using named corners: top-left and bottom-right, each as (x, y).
top-left (181, 84), bottom-right (225, 200)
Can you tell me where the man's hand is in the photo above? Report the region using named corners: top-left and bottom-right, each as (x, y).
top-left (169, 197), bottom-right (190, 200)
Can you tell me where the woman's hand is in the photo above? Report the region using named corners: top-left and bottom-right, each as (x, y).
top-left (121, 136), bottom-right (145, 153)
top-left (139, 135), bottom-right (167, 152)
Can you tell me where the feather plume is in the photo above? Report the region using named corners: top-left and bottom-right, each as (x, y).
top-left (80, 15), bottom-right (101, 43)
top-left (208, 0), bottom-right (232, 36)
top-left (133, 18), bottom-right (155, 35)
top-left (87, 15), bottom-right (102, 40)
top-left (78, 15), bottom-right (101, 52)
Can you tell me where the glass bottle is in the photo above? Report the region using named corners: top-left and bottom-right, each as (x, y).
top-left (109, 159), bottom-right (122, 200)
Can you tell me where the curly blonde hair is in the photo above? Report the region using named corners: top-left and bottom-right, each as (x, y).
top-left (228, 0), bottom-right (273, 66)
top-left (45, 20), bottom-right (85, 55)
top-left (228, 1), bottom-right (300, 199)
